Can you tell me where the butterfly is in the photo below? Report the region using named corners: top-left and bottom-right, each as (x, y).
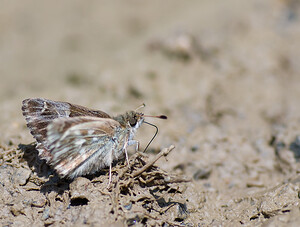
top-left (22, 98), bottom-right (166, 184)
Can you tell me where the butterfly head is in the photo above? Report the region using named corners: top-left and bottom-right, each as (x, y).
top-left (114, 111), bottom-right (145, 129)
top-left (126, 111), bottom-right (145, 129)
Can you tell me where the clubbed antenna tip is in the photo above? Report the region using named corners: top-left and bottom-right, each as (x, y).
top-left (144, 114), bottom-right (168, 119)
top-left (159, 115), bottom-right (167, 119)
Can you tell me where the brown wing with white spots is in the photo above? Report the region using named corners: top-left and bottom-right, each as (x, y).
top-left (46, 116), bottom-right (121, 178)
top-left (22, 98), bottom-right (112, 160)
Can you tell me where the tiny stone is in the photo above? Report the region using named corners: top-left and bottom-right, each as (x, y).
top-left (124, 202), bottom-right (132, 210)
top-left (191, 145), bottom-right (199, 152)
top-left (14, 168), bottom-right (31, 186)
top-left (193, 168), bottom-right (211, 180)
top-left (42, 207), bottom-right (50, 220)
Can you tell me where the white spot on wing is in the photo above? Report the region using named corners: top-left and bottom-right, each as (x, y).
top-left (74, 130), bottom-right (82, 136)
top-left (75, 139), bottom-right (86, 146)
top-left (92, 137), bottom-right (99, 142)
top-left (88, 129), bottom-right (95, 135)
top-left (41, 101), bottom-right (48, 113)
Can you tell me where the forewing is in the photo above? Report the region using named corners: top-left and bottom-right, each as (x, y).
top-left (46, 116), bottom-right (121, 178)
top-left (22, 98), bottom-right (111, 156)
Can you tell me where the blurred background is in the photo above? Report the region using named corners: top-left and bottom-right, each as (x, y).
top-left (1, 0), bottom-right (300, 224)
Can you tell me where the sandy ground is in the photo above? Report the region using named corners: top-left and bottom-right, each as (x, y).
top-left (1, 0), bottom-right (300, 226)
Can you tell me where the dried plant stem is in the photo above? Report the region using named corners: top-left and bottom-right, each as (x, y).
top-left (132, 145), bottom-right (175, 178)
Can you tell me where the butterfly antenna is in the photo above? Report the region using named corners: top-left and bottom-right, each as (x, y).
top-left (143, 121), bottom-right (159, 152)
top-left (135, 103), bottom-right (146, 112)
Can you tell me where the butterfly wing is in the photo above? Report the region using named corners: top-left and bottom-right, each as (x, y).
top-left (22, 98), bottom-right (112, 161)
top-left (46, 116), bottom-right (122, 178)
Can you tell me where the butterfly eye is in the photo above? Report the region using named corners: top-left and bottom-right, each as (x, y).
top-left (129, 117), bottom-right (137, 127)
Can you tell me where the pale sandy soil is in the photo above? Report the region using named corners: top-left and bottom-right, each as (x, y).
top-left (1, 0), bottom-right (300, 226)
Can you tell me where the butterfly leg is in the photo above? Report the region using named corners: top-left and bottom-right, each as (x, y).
top-left (123, 140), bottom-right (139, 168)
top-left (127, 140), bottom-right (139, 152)
top-left (107, 163), bottom-right (112, 188)
top-left (107, 149), bottom-right (114, 188)
top-left (124, 146), bottom-right (130, 168)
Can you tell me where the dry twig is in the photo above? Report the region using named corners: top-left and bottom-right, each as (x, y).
top-left (132, 145), bottom-right (175, 178)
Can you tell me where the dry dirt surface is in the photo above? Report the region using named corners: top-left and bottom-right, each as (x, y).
top-left (1, 0), bottom-right (300, 226)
